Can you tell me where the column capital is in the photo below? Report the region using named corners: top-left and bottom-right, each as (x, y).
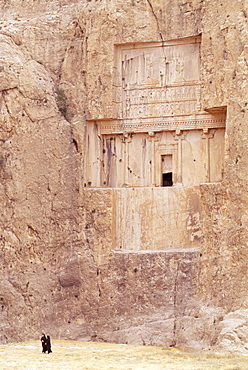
top-left (173, 130), bottom-right (187, 140)
top-left (201, 128), bottom-right (216, 139)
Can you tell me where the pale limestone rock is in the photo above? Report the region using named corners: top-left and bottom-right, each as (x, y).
top-left (216, 310), bottom-right (248, 353)
top-left (0, 0), bottom-right (248, 355)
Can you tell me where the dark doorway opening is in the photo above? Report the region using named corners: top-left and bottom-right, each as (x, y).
top-left (162, 172), bottom-right (173, 187)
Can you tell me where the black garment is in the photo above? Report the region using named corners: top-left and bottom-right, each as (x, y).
top-left (41, 334), bottom-right (47, 353)
top-left (47, 335), bottom-right (52, 354)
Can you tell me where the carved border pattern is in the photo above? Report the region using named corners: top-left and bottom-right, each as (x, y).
top-left (99, 116), bottom-right (226, 135)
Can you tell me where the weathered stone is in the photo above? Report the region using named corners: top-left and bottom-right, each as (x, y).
top-left (0, 0), bottom-right (248, 354)
top-left (216, 310), bottom-right (248, 353)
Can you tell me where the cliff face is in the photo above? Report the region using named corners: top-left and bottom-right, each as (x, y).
top-left (0, 0), bottom-right (248, 352)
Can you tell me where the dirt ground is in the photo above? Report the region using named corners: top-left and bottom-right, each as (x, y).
top-left (0, 340), bottom-right (247, 370)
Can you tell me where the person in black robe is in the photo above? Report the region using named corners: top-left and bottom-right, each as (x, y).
top-left (46, 335), bottom-right (52, 354)
top-left (41, 333), bottom-right (47, 353)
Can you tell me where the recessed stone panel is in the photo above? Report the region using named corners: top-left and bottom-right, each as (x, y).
top-left (115, 38), bottom-right (201, 122)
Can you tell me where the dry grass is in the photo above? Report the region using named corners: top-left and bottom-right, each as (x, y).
top-left (0, 340), bottom-right (248, 370)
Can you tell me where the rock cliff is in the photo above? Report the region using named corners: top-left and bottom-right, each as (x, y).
top-left (0, 0), bottom-right (248, 353)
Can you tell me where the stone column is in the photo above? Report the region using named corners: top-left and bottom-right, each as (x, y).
top-left (201, 128), bottom-right (216, 182)
top-left (122, 132), bottom-right (132, 186)
top-left (148, 131), bottom-right (156, 186)
top-left (173, 129), bottom-right (187, 185)
top-left (147, 132), bottom-right (161, 186)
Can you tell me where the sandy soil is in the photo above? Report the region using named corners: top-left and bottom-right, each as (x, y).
top-left (0, 340), bottom-right (247, 369)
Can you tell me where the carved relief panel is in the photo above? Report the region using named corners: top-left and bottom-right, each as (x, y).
top-left (116, 38), bottom-right (201, 120)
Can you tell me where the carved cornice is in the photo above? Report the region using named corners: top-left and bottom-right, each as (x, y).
top-left (95, 113), bottom-right (226, 135)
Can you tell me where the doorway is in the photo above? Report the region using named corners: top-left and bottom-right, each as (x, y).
top-left (161, 155), bottom-right (173, 187)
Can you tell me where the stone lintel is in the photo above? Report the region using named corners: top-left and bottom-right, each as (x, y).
top-left (204, 106), bottom-right (227, 114)
top-left (89, 113), bottom-right (226, 135)
top-left (116, 35), bottom-right (201, 51)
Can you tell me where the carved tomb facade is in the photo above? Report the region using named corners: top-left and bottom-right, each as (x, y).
top-left (86, 36), bottom-right (226, 189)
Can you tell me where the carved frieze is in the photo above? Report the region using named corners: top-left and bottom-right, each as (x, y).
top-left (99, 113), bottom-right (226, 135)
top-left (116, 84), bottom-right (202, 119)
